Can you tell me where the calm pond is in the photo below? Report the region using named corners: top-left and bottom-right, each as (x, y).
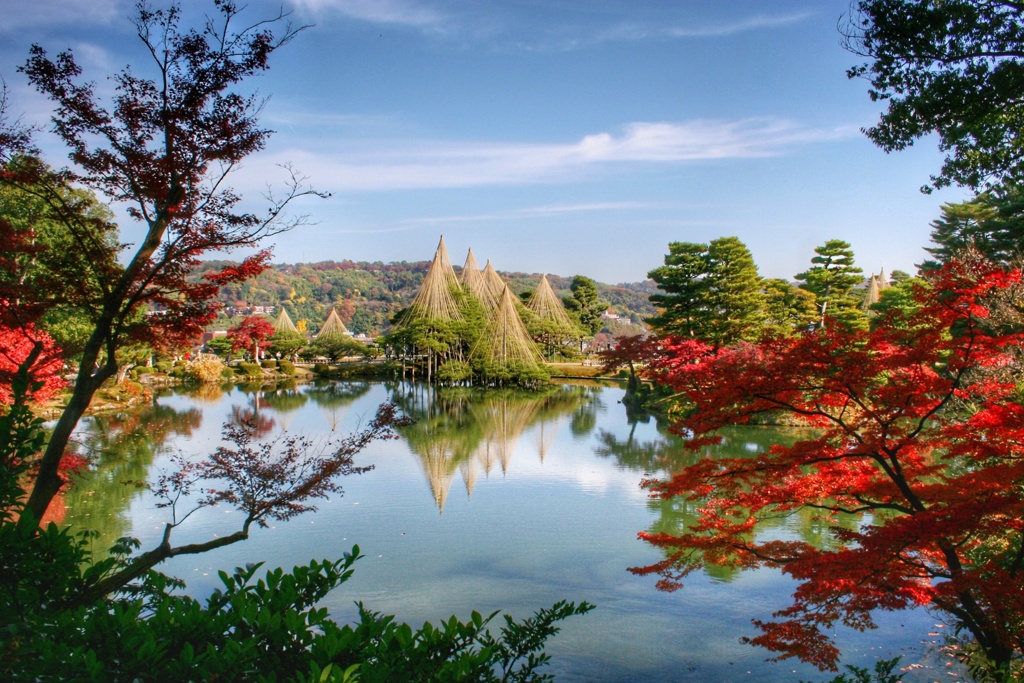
top-left (62, 381), bottom-right (958, 682)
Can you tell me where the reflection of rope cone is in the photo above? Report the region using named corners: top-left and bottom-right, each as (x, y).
top-left (417, 439), bottom-right (459, 514)
top-left (460, 456), bottom-right (478, 498)
top-left (479, 395), bottom-right (542, 474)
top-left (321, 405), bottom-right (351, 432)
top-left (534, 417), bottom-right (561, 464)
top-left (477, 439), bottom-right (498, 476)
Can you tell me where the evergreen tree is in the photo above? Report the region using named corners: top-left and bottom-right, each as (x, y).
top-left (921, 188), bottom-right (1024, 271)
top-left (648, 237), bottom-right (767, 346)
top-left (702, 237), bottom-right (767, 347)
top-left (763, 278), bottom-right (818, 336)
top-left (795, 239), bottom-right (868, 330)
top-left (563, 275), bottom-right (609, 336)
top-left (647, 241), bottom-right (711, 338)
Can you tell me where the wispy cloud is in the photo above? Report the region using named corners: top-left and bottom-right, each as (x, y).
top-left (1, 0), bottom-right (122, 32)
top-left (289, 0), bottom-right (445, 27)
top-left (245, 118), bottom-right (856, 193)
top-left (666, 12), bottom-right (815, 38)
top-left (285, 2), bottom-right (815, 51)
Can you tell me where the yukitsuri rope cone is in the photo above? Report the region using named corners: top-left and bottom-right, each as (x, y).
top-left (460, 248), bottom-right (498, 310)
top-left (525, 274), bottom-right (575, 328)
top-left (273, 307), bottom-right (300, 335)
top-left (399, 235), bottom-right (463, 325)
top-left (481, 259), bottom-right (507, 302)
top-left (473, 285), bottom-right (545, 372)
top-left (317, 308), bottom-right (350, 340)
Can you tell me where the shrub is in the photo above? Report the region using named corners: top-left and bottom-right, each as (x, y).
top-left (154, 361), bottom-right (171, 373)
top-left (237, 362), bottom-right (263, 377)
top-left (182, 354), bottom-right (227, 384)
top-left (131, 366), bottom-right (154, 378)
top-left (437, 360), bottom-right (471, 385)
top-left (261, 359), bottom-right (277, 369)
top-left (278, 360), bottom-right (295, 375)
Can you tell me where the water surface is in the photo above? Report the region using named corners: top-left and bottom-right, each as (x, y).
top-left (63, 381), bottom-right (958, 682)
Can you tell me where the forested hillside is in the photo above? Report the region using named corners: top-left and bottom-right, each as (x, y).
top-left (195, 260), bottom-right (656, 335)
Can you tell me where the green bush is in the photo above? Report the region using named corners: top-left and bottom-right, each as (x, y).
top-left (131, 366), bottom-right (154, 378)
top-left (154, 361), bottom-right (171, 373)
top-left (437, 360), bottom-right (471, 385)
top-left (278, 360), bottom-right (296, 375)
top-left (221, 366), bottom-right (237, 380)
top-left (261, 359), bottom-right (277, 369)
top-left (237, 362), bottom-right (263, 377)
top-left (4, 547), bottom-right (591, 683)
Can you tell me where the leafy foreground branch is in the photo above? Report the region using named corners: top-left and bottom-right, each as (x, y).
top-left (1, 390), bottom-right (591, 681)
top-left (4, 545), bottom-right (591, 682)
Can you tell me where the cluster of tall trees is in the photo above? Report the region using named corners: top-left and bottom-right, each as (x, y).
top-left (646, 236), bottom-right (869, 346)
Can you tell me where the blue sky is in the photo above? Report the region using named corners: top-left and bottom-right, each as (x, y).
top-left (1, 0), bottom-right (969, 284)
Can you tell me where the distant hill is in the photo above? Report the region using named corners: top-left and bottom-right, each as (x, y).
top-left (196, 260), bottom-right (656, 336)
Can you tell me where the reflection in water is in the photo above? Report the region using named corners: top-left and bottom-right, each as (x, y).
top-left (392, 383), bottom-right (602, 512)
top-left (260, 382), bottom-right (308, 430)
top-left (306, 381), bottom-right (372, 431)
top-left (61, 402), bottom-right (202, 554)
top-left (54, 381), bottom-right (943, 680)
top-left (597, 420), bottom-right (860, 583)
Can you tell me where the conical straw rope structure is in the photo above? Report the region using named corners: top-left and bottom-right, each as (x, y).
top-left (525, 274), bottom-right (575, 327)
top-left (481, 259), bottom-right (507, 301)
top-left (318, 308), bottom-right (350, 339)
top-left (473, 285), bottom-right (544, 369)
top-left (460, 248), bottom-right (498, 310)
top-left (400, 235), bottom-right (463, 325)
top-left (273, 307), bottom-right (299, 335)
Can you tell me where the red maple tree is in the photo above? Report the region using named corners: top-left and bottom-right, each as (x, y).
top-left (227, 316), bottom-right (275, 360)
top-left (633, 255), bottom-right (1024, 676)
top-left (1, 1), bottom-right (325, 521)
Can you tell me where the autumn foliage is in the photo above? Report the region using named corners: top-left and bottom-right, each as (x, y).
top-left (634, 255), bottom-right (1024, 675)
top-left (0, 325), bottom-right (64, 406)
top-left (227, 316), bottom-right (275, 358)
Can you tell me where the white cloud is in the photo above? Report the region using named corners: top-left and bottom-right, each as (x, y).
top-left (243, 118), bottom-right (856, 193)
top-left (666, 12), bottom-right (816, 38)
top-left (289, 0), bottom-right (444, 27)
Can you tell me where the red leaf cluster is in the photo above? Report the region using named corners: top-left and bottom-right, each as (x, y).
top-left (0, 324), bottom-right (65, 406)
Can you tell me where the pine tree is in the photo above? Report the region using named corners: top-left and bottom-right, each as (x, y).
top-left (921, 189), bottom-right (1024, 271)
top-left (647, 237), bottom-right (767, 346)
top-left (647, 242), bottom-right (710, 338)
top-left (795, 239), bottom-right (867, 330)
top-left (702, 236), bottom-right (767, 347)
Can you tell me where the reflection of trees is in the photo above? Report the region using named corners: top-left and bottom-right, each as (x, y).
top-left (62, 402), bottom-right (202, 555)
top-left (306, 381), bottom-right (371, 431)
top-left (391, 383), bottom-right (598, 512)
top-left (597, 423), bottom-right (857, 583)
top-left (259, 381), bottom-right (308, 430)
top-left (569, 391), bottom-right (603, 438)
